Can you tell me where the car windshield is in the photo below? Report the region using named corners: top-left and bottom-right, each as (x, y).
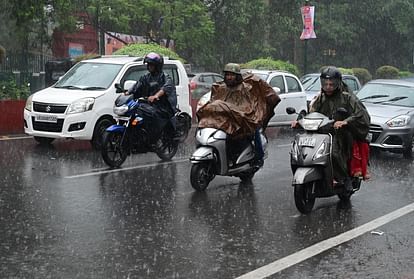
top-left (302, 76), bottom-right (320, 91)
top-left (357, 83), bottom-right (414, 107)
top-left (54, 62), bottom-right (123, 90)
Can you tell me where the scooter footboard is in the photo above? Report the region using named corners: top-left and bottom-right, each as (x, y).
top-left (292, 167), bottom-right (323, 185)
top-left (190, 146), bottom-right (215, 162)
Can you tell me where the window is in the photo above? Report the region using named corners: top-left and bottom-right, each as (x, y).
top-left (203, 75), bottom-right (215, 84)
top-left (286, 76), bottom-right (301, 93)
top-left (344, 78), bottom-right (358, 92)
top-left (269, 75), bottom-right (285, 93)
top-left (122, 64), bottom-right (180, 86)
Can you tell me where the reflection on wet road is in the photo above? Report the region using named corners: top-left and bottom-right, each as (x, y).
top-left (1, 128), bottom-right (414, 278)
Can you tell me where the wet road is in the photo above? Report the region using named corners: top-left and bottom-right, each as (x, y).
top-left (1, 128), bottom-right (414, 279)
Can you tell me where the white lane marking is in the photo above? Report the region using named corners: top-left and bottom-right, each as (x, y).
top-left (236, 202), bottom-right (414, 279)
top-left (64, 158), bottom-right (189, 179)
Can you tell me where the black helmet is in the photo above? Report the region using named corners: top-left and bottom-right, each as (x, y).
top-left (320, 66), bottom-right (342, 91)
top-left (144, 52), bottom-right (164, 72)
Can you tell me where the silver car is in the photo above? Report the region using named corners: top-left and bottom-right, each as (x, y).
top-left (356, 79), bottom-right (414, 158)
top-left (301, 73), bottom-right (362, 108)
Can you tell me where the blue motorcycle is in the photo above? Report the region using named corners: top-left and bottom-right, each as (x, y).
top-left (101, 92), bottom-right (191, 168)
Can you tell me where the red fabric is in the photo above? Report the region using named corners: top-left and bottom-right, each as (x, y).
top-left (349, 141), bottom-right (370, 179)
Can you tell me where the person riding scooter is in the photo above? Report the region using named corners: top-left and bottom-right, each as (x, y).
top-left (307, 66), bottom-right (370, 192)
top-left (196, 63), bottom-right (280, 166)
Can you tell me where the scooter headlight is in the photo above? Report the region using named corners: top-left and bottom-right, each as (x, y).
top-left (113, 104), bottom-right (129, 115)
top-left (300, 119), bottom-right (323, 131)
top-left (312, 141), bottom-right (327, 160)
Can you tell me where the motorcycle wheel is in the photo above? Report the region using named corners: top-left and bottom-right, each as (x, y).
top-left (190, 162), bottom-right (215, 192)
top-left (101, 131), bottom-right (128, 168)
top-left (294, 182), bottom-right (316, 214)
top-left (155, 136), bottom-right (178, 161)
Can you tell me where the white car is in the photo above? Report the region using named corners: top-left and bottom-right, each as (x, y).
top-left (196, 69), bottom-right (307, 126)
top-left (24, 55), bottom-right (192, 148)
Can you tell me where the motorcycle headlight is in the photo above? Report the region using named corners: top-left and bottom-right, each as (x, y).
top-left (300, 119), bottom-right (323, 131)
top-left (113, 104), bottom-right (129, 115)
top-left (386, 115), bottom-right (410, 127)
top-left (25, 94), bottom-right (33, 111)
top-left (67, 98), bottom-right (95, 114)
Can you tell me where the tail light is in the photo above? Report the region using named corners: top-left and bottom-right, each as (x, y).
top-left (188, 83), bottom-right (192, 105)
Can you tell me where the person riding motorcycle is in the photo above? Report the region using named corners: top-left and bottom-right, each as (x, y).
top-left (127, 52), bottom-right (177, 140)
top-left (308, 66), bottom-right (370, 191)
top-left (197, 63), bottom-right (280, 165)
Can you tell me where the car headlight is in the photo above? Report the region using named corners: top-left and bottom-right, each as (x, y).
top-left (386, 115), bottom-right (410, 127)
top-left (25, 94), bottom-right (33, 111)
top-left (67, 98), bottom-right (95, 114)
top-left (113, 104), bottom-right (129, 115)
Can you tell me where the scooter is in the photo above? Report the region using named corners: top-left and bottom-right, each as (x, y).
top-left (189, 128), bottom-right (268, 191)
top-left (287, 107), bottom-right (362, 214)
top-left (101, 87), bottom-right (191, 168)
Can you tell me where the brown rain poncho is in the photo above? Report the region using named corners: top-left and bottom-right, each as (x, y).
top-left (196, 73), bottom-right (280, 139)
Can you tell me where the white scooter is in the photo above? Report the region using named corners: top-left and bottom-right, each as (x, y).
top-left (189, 128), bottom-right (267, 191)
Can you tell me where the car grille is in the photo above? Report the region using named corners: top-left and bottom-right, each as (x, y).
top-left (32, 117), bottom-right (64, 132)
top-left (33, 102), bottom-right (67, 113)
top-left (369, 124), bottom-right (383, 143)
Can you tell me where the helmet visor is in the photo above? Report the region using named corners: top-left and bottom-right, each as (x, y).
top-left (321, 78), bottom-right (340, 90)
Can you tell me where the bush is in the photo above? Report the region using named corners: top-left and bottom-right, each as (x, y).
top-left (242, 58), bottom-right (300, 76)
top-left (399, 71), bottom-right (413, 78)
top-left (114, 43), bottom-right (185, 62)
top-left (0, 78), bottom-right (30, 100)
top-left (375, 65), bottom-right (399, 79)
top-left (352, 68), bottom-right (372, 85)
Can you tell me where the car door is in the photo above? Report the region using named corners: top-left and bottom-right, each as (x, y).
top-left (283, 75), bottom-right (307, 122)
top-left (267, 74), bottom-right (287, 123)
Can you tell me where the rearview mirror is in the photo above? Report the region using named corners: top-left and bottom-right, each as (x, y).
top-left (286, 107), bottom-right (296, 115)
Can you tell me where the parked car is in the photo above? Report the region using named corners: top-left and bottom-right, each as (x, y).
top-left (301, 73), bottom-right (362, 107)
top-left (196, 69), bottom-right (307, 126)
top-left (355, 79), bottom-right (414, 158)
top-left (189, 72), bottom-right (223, 99)
top-left (24, 55), bottom-right (192, 148)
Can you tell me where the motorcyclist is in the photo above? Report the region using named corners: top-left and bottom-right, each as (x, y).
top-left (127, 52), bottom-right (177, 140)
top-left (308, 66), bottom-right (370, 191)
top-left (197, 63), bottom-right (280, 165)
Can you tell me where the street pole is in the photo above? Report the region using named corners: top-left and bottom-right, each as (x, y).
top-left (303, 0), bottom-right (309, 75)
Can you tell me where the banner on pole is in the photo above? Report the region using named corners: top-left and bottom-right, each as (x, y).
top-left (300, 5), bottom-right (317, 40)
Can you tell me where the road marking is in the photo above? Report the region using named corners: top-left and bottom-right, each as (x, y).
top-left (64, 158), bottom-right (189, 179)
top-left (236, 202), bottom-right (414, 279)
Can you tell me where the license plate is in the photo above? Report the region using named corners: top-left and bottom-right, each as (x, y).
top-left (35, 114), bottom-right (58, 123)
top-left (298, 137), bottom-right (316, 147)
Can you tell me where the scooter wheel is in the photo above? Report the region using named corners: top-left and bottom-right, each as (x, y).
top-left (294, 183), bottom-right (316, 214)
top-left (190, 162), bottom-right (214, 191)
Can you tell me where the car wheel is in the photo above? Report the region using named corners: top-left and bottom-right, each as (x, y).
top-left (34, 136), bottom-right (55, 145)
top-left (402, 135), bottom-right (414, 159)
top-left (91, 118), bottom-right (114, 150)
